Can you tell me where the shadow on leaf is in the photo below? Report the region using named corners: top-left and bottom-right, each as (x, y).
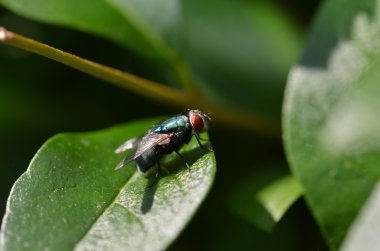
top-left (141, 145), bottom-right (210, 214)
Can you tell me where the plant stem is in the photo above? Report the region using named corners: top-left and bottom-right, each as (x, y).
top-left (0, 27), bottom-right (187, 105)
top-left (172, 59), bottom-right (198, 93)
top-left (0, 27), bottom-right (281, 138)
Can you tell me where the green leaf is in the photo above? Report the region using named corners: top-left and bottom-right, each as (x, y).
top-left (229, 167), bottom-right (302, 232)
top-left (256, 175), bottom-right (303, 225)
top-left (283, 0), bottom-right (380, 249)
top-left (0, 0), bottom-right (180, 63)
top-left (341, 182), bottom-right (380, 251)
top-left (0, 118), bottom-right (216, 251)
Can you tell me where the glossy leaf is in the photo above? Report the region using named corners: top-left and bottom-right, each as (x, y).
top-left (283, 0), bottom-right (380, 249)
top-left (0, 118), bottom-right (216, 251)
top-left (0, 0), bottom-right (179, 63)
top-left (229, 171), bottom-right (302, 232)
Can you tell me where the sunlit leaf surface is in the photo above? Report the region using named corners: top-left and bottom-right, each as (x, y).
top-left (0, 118), bottom-right (216, 251)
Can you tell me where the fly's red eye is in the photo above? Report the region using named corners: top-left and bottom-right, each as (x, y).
top-left (190, 114), bottom-right (204, 132)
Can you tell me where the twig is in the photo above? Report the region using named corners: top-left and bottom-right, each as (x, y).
top-left (0, 27), bottom-right (281, 138)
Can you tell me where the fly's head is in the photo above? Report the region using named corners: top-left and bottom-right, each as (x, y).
top-left (188, 110), bottom-right (211, 133)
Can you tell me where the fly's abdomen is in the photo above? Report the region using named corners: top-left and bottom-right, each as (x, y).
top-left (135, 148), bottom-right (161, 173)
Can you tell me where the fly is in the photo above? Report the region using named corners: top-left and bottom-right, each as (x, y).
top-left (114, 109), bottom-right (211, 186)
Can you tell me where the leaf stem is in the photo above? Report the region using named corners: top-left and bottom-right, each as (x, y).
top-left (0, 27), bottom-right (281, 138)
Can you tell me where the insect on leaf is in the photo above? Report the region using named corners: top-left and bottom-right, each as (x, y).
top-left (0, 117), bottom-right (216, 251)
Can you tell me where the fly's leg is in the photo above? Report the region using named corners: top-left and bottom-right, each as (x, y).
top-left (197, 135), bottom-right (208, 141)
top-left (148, 162), bottom-right (161, 188)
top-left (193, 133), bottom-right (212, 151)
top-left (175, 150), bottom-right (191, 172)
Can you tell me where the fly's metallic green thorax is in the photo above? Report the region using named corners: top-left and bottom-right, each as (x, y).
top-left (152, 115), bottom-right (189, 133)
top-left (114, 110), bottom-right (211, 186)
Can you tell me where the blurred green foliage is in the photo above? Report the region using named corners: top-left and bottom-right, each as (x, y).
top-left (284, 1), bottom-right (380, 249)
top-left (0, 0), bottom-right (331, 250)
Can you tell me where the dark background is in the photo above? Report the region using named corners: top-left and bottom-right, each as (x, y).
top-left (0, 0), bottom-right (328, 250)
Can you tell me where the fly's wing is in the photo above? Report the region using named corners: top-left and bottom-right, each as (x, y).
top-left (114, 137), bottom-right (140, 170)
top-left (114, 133), bottom-right (173, 170)
top-left (114, 137), bottom-right (140, 154)
top-left (114, 152), bottom-right (136, 170)
top-left (133, 132), bottom-right (173, 158)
